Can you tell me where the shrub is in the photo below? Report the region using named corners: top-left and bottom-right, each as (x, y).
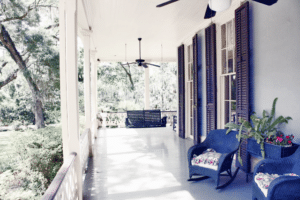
top-left (44, 109), bottom-right (61, 124)
top-left (0, 126), bottom-right (63, 199)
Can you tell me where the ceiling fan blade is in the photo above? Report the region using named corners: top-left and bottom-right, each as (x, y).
top-left (204, 4), bottom-right (216, 19)
top-left (252, 0), bottom-right (277, 6)
top-left (145, 63), bottom-right (160, 67)
top-left (156, 0), bottom-right (179, 8)
top-left (142, 63), bottom-right (148, 68)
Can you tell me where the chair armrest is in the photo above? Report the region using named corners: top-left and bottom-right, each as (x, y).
top-left (267, 176), bottom-right (300, 200)
top-left (254, 158), bottom-right (294, 175)
top-left (218, 150), bottom-right (237, 172)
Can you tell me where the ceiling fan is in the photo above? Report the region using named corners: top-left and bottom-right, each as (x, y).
top-left (126, 38), bottom-right (160, 68)
top-left (156, 0), bottom-right (277, 19)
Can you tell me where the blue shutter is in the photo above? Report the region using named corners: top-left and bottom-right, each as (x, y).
top-left (235, 2), bottom-right (251, 173)
top-left (193, 34), bottom-right (201, 144)
top-left (205, 24), bottom-right (217, 134)
top-left (178, 45), bottom-right (185, 138)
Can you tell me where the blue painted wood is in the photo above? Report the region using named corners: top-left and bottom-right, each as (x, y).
top-left (235, 2), bottom-right (251, 173)
top-left (247, 138), bottom-right (299, 159)
top-left (197, 33), bottom-right (203, 143)
top-left (125, 110), bottom-right (167, 128)
top-left (193, 34), bottom-right (199, 144)
top-left (187, 129), bottom-right (240, 189)
top-left (252, 0), bottom-right (277, 6)
top-left (192, 33), bottom-right (203, 144)
top-left (253, 147), bottom-right (300, 200)
top-left (178, 45), bottom-right (185, 138)
top-left (205, 24), bottom-right (217, 133)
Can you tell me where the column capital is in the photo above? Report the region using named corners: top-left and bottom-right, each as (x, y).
top-left (80, 28), bottom-right (93, 36)
top-left (90, 50), bottom-right (97, 59)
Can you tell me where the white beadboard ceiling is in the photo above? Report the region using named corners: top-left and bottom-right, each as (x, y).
top-left (77, 0), bottom-right (240, 62)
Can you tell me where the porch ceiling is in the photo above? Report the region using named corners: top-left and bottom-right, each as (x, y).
top-left (77, 0), bottom-right (239, 63)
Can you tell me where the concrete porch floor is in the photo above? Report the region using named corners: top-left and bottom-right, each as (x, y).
top-left (83, 126), bottom-right (252, 200)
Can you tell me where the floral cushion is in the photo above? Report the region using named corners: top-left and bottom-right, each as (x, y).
top-left (191, 148), bottom-right (222, 171)
top-left (255, 172), bottom-right (299, 197)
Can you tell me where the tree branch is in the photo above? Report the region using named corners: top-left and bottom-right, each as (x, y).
top-left (0, 5), bottom-right (33, 23)
top-left (119, 62), bottom-right (134, 90)
top-left (45, 23), bottom-right (59, 29)
top-left (52, 35), bottom-right (59, 41)
top-left (0, 4), bottom-right (57, 23)
top-left (0, 24), bottom-right (40, 94)
top-left (0, 62), bottom-right (8, 74)
top-left (0, 69), bottom-right (19, 89)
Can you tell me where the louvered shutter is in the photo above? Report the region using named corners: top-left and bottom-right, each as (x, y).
top-left (178, 45), bottom-right (185, 139)
top-left (235, 2), bottom-right (250, 173)
top-left (205, 24), bottom-right (217, 134)
top-left (193, 34), bottom-right (201, 144)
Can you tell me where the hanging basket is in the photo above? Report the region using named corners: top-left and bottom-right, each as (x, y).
top-left (208, 0), bottom-right (232, 12)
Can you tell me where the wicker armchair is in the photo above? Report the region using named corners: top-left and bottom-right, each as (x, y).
top-left (252, 147), bottom-right (300, 200)
top-left (187, 129), bottom-right (240, 189)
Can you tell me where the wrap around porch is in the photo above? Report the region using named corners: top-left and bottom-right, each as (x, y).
top-left (82, 127), bottom-right (252, 200)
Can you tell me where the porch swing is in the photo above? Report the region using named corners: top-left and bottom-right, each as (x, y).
top-left (121, 44), bottom-right (167, 128)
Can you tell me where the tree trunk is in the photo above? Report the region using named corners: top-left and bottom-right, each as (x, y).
top-left (0, 24), bottom-right (45, 128)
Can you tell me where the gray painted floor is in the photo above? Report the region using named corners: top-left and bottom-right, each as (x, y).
top-left (83, 127), bottom-right (252, 200)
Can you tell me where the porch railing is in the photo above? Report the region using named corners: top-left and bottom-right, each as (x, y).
top-left (80, 129), bottom-right (90, 174)
top-left (42, 128), bottom-right (92, 200)
top-left (98, 111), bottom-right (177, 127)
top-left (41, 153), bottom-right (78, 200)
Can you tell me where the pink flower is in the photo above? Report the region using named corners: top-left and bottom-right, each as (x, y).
top-left (286, 136), bottom-right (290, 139)
top-left (288, 140), bottom-right (292, 144)
top-left (276, 137), bottom-right (283, 142)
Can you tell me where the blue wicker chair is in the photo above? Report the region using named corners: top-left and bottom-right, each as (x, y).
top-left (252, 147), bottom-right (300, 200)
top-left (187, 129), bottom-right (240, 189)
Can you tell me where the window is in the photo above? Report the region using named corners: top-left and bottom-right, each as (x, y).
top-left (187, 44), bottom-right (193, 137)
top-left (221, 20), bottom-right (236, 126)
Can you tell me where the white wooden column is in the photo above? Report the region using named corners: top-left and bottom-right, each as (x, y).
top-left (90, 50), bottom-right (98, 139)
top-left (145, 67), bottom-right (150, 109)
top-left (81, 29), bottom-right (92, 130)
top-left (59, 0), bottom-right (82, 199)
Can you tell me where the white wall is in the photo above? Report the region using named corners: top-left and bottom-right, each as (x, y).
top-left (250, 0), bottom-right (300, 142)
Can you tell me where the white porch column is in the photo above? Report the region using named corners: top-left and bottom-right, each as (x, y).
top-left (145, 67), bottom-right (150, 109)
top-left (81, 29), bottom-right (92, 130)
top-left (90, 50), bottom-right (98, 139)
top-left (59, 0), bottom-right (82, 199)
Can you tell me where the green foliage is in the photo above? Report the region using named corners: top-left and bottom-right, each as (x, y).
top-left (0, 126), bottom-right (63, 199)
top-left (149, 62), bottom-right (177, 110)
top-left (97, 62), bottom-right (177, 112)
top-left (225, 98), bottom-right (292, 164)
top-left (0, 0), bottom-right (60, 128)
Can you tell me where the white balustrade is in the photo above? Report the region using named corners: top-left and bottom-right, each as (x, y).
top-left (161, 111), bottom-right (177, 125)
top-left (80, 129), bottom-right (89, 175)
top-left (41, 153), bottom-right (78, 200)
top-left (42, 128), bottom-right (92, 200)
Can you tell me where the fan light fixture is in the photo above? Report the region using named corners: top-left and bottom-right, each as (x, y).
top-left (208, 0), bottom-right (232, 12)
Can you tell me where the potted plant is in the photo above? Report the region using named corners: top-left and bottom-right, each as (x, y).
top-left (225, 98), bottom-right (295, 165)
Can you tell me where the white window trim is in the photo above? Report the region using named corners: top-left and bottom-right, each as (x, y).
top-left (217, 18), bottom-right (236, 129)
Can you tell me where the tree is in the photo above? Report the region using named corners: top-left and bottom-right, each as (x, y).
top-left (0, 0), bottom-right (59, 128)
top-left (96, 62), bottom-right (177, 112)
